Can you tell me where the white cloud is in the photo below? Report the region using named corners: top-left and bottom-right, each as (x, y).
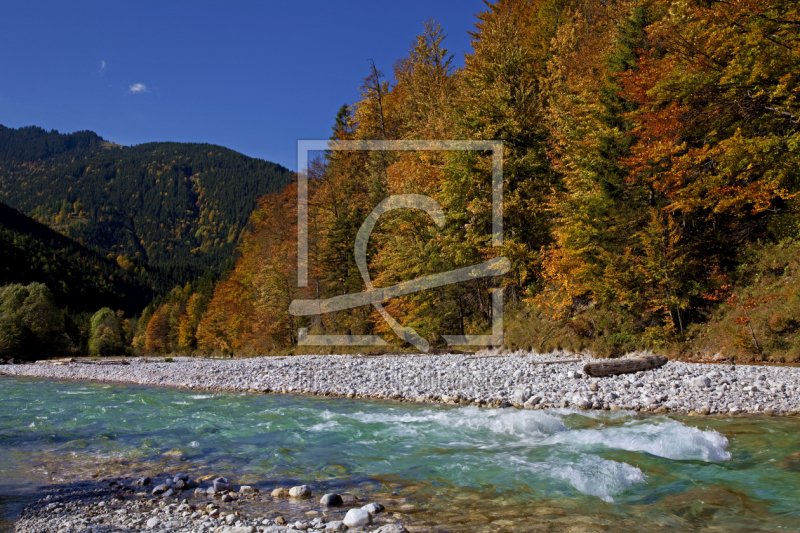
top-left (128, 83), bottom-right (148, 94)
top-left (99, 60), bottom-right (106, 70)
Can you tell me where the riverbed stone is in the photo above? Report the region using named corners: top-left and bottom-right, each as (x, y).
top-left (239, 485), bottom-right (258, 494)
top-left (361, 502), bottom-right (385, 514)
top-left (213, 477), bottom-right (233, 492)
top-left (289, 485), bottom-right (312, 498)
top-left (374, 525), bottom-right (409, 533)
top-left (343, 508), bottom-right (372, 527)
top-left (320, 493), bottom-right (343, 506)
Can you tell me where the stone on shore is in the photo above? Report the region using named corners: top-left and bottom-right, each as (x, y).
top-left (343, 508), bottom-right (372, 527)
top-left (289, 485), bottom-right (312, 498)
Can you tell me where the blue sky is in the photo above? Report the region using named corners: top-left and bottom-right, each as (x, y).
top-left (0, 1), bottom-right (486, 170)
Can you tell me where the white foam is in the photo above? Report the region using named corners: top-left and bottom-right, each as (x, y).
top-left (308, 421), bottom-right (341, 432)
top-left (189, 394), bottom-right (214, 400)
top-left (544, 419), bottom-right (731, 462)
top-left (524, 454), bottom-right (645, 502)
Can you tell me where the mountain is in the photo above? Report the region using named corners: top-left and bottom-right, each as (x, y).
top-left (0, 125), bottom-right (294, 285)
top-left (0, 200), bottom-right (154, 314)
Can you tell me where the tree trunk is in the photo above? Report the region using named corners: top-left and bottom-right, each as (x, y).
top-left (583, 355), bottom-right (668, 377)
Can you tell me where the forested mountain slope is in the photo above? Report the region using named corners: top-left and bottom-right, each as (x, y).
top-left (0, 200), bottom-right (154, 314)
top-left (0, 125), bottom-right (294, 284)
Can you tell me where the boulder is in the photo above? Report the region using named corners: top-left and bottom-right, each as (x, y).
top-left (271, 487), bottom-right (289, 497)
top-left (135, 476), bottom-right (151, 487)
top-left (173, 472), bottom-right (190, 483)
top-left (151, 484), bottom-right (169, 495)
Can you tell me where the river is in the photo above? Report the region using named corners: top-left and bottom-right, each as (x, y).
top-left (1, 376), bottom-right (799, 532)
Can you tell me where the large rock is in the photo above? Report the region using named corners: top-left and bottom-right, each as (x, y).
top-left (320, 493), bottom-right (343, 506)
top-left (343, 508), bottom-right (372, 527)
top-left (151, 484), bottom-right (169, 495)
top-left (289, 485), bottom-right (312, 498)
top-left (135, 476), bottom-right (151, 486)
top-left (691, 375), bottom-right (712, 388)
top-left (239, 485), bottom-right (259, 495)
top-left (271, 487), bottom-right (289, 497)
top-left (173, 472), bottom-right (190, 483)
top-left (146, 517), bottom-right (159, 529)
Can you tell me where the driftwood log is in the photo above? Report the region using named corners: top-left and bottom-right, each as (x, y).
top-left (583, 355), bottom-right (668, 377)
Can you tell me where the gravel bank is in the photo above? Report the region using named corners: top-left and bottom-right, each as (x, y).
top-left (15, 475), bottom-right (410, 533)
top-left (2, 351), bottom-right (799, 415)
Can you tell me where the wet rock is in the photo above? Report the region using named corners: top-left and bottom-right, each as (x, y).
top-left (325, 521), bottom-right (347, 532)
top-left (239, 485), bottom-right (258, 494)
top-left (161, 488), bottom-right (174, 498)
top-left (271, 487), bottom-right (289, 497)
top-left (320, 493), bottom-right (343, 506)
top-left (343, 508), bottom-right (372, 527)
top-left (361, 502), bottom-right (385, 514)
top-left (374, 525), bottom-right (409, 533)
top-left (136, 476), bottom-right (151, 486)
top-left (289, 485), bottom-right (312, 498)
top-left (173, 472), bottom-right (190, 483)
top-left (151, 484), bottom-right (169, 495)
top-left (213, 477), bottom-right (233, 492)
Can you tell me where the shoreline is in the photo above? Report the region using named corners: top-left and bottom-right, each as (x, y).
top-left (2, 351), bottom-right (799, 416)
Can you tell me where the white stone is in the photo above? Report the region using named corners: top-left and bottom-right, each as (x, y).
top-left (343, 508), bottom-right (372, 527)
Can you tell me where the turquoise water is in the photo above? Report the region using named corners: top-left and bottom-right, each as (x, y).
top-left (1, 376), bottom-right (800, 531)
